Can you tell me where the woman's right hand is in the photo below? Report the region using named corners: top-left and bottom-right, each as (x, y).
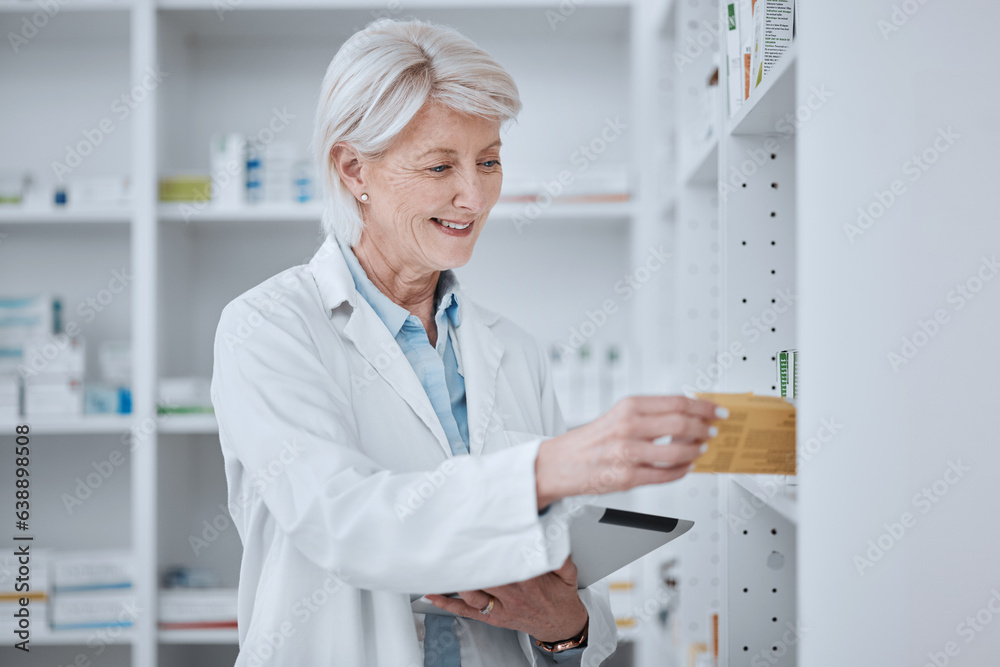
top-left (534, 396), bottom-right (726, 509)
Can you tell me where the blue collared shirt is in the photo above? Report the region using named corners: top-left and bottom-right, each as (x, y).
top-left (338, 238), bottom-right (469, 457)
top-left (338, 238), bottom-right (584, 666)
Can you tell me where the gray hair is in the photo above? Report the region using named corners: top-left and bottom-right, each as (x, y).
top-left (312, 18), bottom-right (522, 246)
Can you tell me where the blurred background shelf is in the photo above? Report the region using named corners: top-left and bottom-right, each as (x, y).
top-left (726, 43), bottom-right (798, 137)
top-left (157, 629), bottom-right (238, 644)
top-left (731, 474), bottom-right (798, 525)
top-left (0, 415), bottom-right (133, 434)
top-left (157, 413), bottom-right (218, 434)
top-left (681, 137), bottom-right (718, 186)
top-left (0, 207), bottom-right (131, 225)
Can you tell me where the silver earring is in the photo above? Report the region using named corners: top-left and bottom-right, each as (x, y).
top-left (360, 193), bottom-right (369, 202)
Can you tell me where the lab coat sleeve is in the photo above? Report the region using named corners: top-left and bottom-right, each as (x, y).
top-left (525, 583), bottom-right (617, 667)
top-left (211, 296), bottom-right (571, 595)
top-left (513, 340), bottom-right (618, 666)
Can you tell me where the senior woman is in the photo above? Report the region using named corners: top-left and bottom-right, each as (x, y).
top-left (211, 17), bottom-right (722, 667)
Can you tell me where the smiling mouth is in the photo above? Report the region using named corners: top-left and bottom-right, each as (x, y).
top-left (431, 217), bottom-right (473, 230)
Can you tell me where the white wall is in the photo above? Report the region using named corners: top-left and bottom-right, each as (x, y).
top-left (798, 1), bottom-right (1000, 664)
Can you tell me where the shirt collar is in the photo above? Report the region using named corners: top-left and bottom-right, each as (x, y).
top-left (335, 235), bottom-right (462, 337)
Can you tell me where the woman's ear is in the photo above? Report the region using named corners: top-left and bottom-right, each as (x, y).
top-left (330, 142), bottom-right (366, 199)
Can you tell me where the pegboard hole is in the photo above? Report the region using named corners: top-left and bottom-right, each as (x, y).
top-left (742, 356), bottom-right (747, 361)
top-left (741, 183), bottom-right (747, 188)
top-left (770, 182), bottom-right (779, 189)
top-left (771, 356), bottom-right (776, 361)
top-left (743, 587), bottom-right (749, 593)
top-left (770, 211), bottom-right (776, 217)
top-left (770, 153), bottom-right (777, 160)
top-left (771, 385), bottom-right (776, 390)
top-left (743, 530), bottom-right (748, 535)
top-left (771, 240), bottom-right (776, 245)
top-left (771, 327), bottom-right (776, 332)
top-left (741, 240), bottom-right (747, 246)
top-left (743, 647), bottom-right (749, 652)
top-left (772, 617), bottom-right (778, 623)
top-left (771, 528), bottom-right (778, 535)
top-left (742, 298), bottom-right (747, 303)
top-left (772, 588), bottom-right (778, 593)
top-left (771, 298), bottom-right (776, 303)
top-left (771, 269), bottom-right (776, 274)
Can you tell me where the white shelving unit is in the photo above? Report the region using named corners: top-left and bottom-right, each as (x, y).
top-left (1, 3), bottom-right (640, 666)
top-left (631, 0), bottom-right (802, 665)
top-left (20, 1), bottom-right (979, 666)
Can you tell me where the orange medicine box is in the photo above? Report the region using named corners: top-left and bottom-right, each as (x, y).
top-left (692, 392), bottom-right (796, 475)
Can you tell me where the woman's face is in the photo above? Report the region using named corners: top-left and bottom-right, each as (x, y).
top-left (359, 101), bottom-right (503, 273)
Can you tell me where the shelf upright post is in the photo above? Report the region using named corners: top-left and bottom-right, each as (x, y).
top-left (715, 1), bottom-right (798, 664)
top-left (130, 1), bottom-right (159, 666)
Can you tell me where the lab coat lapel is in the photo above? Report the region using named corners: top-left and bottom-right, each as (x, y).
top-left (454, 295), bottom-right (504, 456)
top-left (341, 310), bottom-right (451, 457)
top-left (309, 236), bottom-right (451, 458)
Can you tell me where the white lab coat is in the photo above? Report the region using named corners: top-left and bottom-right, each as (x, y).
top-left (211, 235), bottom-right (617, 667)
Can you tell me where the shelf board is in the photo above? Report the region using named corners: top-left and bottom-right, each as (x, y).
top-left (158, 202), bottom-right (323, 224)
top-left (491, 200), bottom-right (632, 223)
top-left (727, 43), bottom-right (797, 136)
top-left (681, 137), bottom-right (718, 186)
top-left (157, 0), bottom-right (628, 9)
top-left (0, 0), bottom-right (132, 11)
top-left (31, 628), bottom-right (135, 645)
top-left (0, 415), bottom-right (133, 435)
top-left (158, 413), bottom-right (219, 434)
top-left (0, 206), bottom-right (131, 225)
top-left (731, 474), bottom-right (797, 525)
top-left (158, 628), bottom-right (238, 644)
top-left (158, 201), bottom-right (631, 226)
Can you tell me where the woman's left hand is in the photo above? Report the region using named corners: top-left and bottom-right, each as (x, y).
top-left (425, 556), bottom-right (588, 643)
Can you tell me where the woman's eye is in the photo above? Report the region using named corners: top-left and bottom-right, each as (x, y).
top-left (482, 160), bottom-right (500, 168)
top-left (430, 165), bottom-right (449, 173)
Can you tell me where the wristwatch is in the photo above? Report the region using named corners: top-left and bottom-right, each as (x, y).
top-left (534, 619), bottom-right (589, 653)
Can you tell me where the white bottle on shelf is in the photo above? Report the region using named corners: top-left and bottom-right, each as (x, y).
top-left (209, 133), bottom-right (246, 208)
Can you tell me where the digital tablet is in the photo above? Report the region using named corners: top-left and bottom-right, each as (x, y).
top-left (410, 504), bottom-right (694, 616)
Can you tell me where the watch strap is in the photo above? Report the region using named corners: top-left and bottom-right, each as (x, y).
top-left (534, 619), bottom-right (589, 653)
